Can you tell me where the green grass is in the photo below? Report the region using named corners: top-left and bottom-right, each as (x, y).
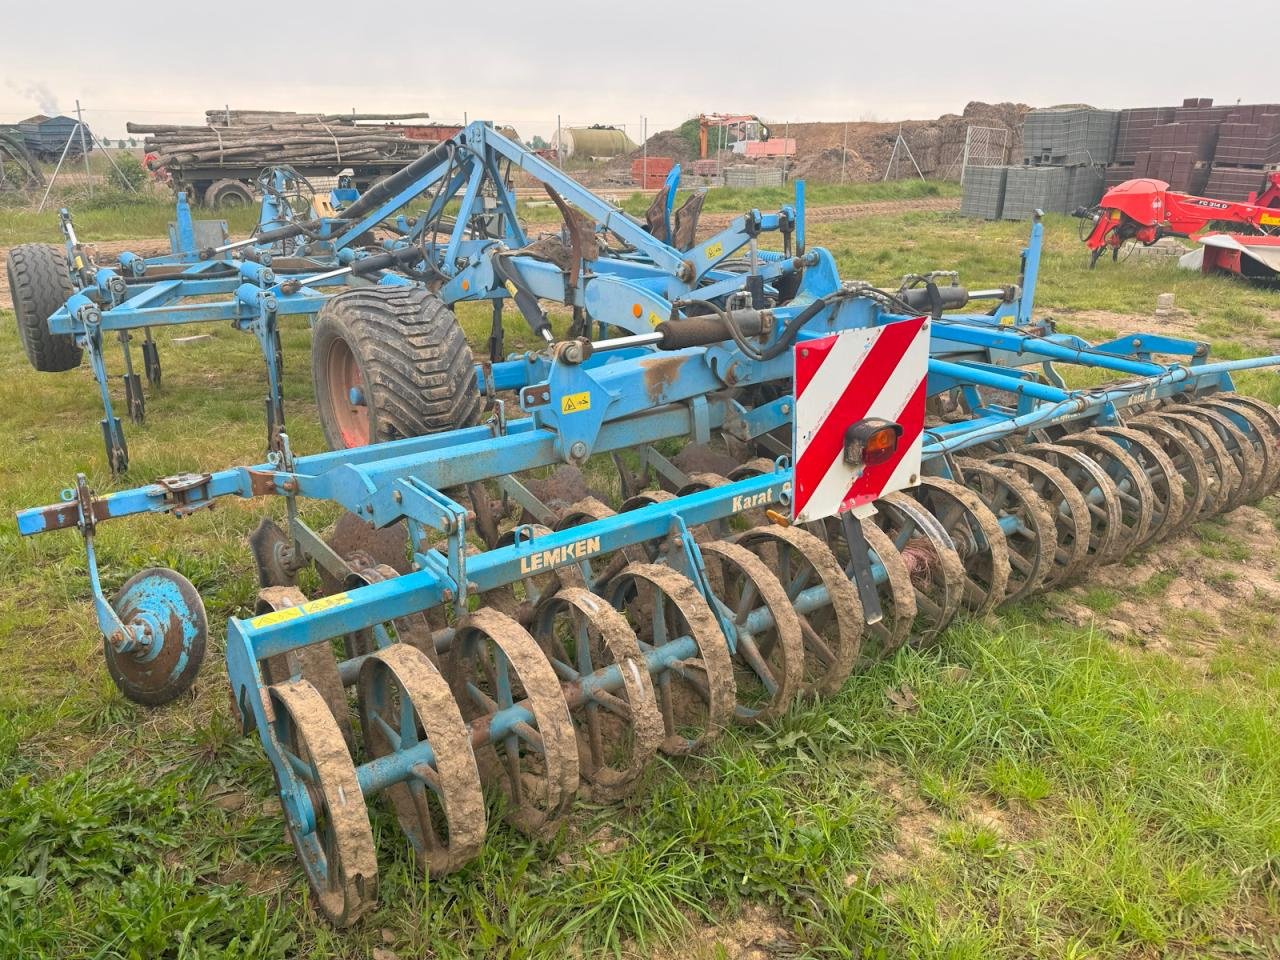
top-left (0, 198), bottom-right (262, 246)
top-left (1, 179), bottom-right (955, 246)
top-left (614, 178), bottom-right (959, 216)
top-left (1, 205), bottom-right (1279, 958)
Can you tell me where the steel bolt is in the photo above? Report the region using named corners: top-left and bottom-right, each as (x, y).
top-left (393, 490), bottom-right (403, 503)
top-left (569, 441), bottom-right (588, 460)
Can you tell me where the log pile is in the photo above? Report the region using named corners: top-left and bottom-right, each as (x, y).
top-left (126, 111), bottom-right (433, 168)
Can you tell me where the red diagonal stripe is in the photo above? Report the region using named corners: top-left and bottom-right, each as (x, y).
top-left (795, 331), bottom-right (839, 399)
top-left (792, 317), bottom-right (926, 518)
top-left (841, 376), bottom-right (927, 510)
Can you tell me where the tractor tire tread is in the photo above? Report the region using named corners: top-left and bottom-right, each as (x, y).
top-left (315, 287), bottom-right (480, 447)
top-left (6, 243), bottom-right (80, 372)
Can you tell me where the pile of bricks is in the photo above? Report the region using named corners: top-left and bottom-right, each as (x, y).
top-left (962, 107), bottom-right (1112, 220)
top-left (1106, 99), bottom-right (1279, 201)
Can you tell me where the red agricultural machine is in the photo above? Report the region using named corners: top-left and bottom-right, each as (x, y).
top-left (1076, 172), bottom-right (1280, 280)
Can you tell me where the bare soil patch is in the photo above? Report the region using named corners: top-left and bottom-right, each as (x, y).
top-left (1049, 505), bottom-right (1280, 672)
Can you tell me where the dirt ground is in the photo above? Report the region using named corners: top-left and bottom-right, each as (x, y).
top-left (1050, 503), bottom-right (1280, 673)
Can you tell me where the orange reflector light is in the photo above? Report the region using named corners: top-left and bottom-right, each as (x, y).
top-left (632, 303), bottom-right (643, 318)
top-left (844, 417), bottom-right (903, 468)
top-left (461, 279), bottom-right (470, 292)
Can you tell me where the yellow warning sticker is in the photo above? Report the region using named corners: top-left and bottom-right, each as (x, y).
top-left (561, 391), bottom-right (592, 414)
top-left (302, 593), bottom-right (353, 615)
top-left (1260, 212), bottom-right (1280, 226)
top-left (704, 241), bottom-right (723, 260)
top-left (249, 606), bottom-right (302, 629)
top-left (648, 311), bottom-right (663, 328)
top-left (248, 592), bottom-right (352, 629)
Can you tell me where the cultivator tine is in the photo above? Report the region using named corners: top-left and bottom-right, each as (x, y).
top-left (100, 418), bottom-right (128, 475)
top-left (123, 372), bottom-right (145, 424)
top-left (141, 328), bottom-right (162, 386)
top-left (118, 330), bottom-right (145, 424)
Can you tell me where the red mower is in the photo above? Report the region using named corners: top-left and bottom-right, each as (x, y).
top-left (1075, 172), bottom-right (1280, 281)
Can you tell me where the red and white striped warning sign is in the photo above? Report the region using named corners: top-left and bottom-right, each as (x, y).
top-left (792, 316), bottom-right (929, 523)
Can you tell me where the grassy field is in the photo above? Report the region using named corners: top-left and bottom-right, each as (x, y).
top-left (1, 198), bottom-right (1279, 959)
top-left (0, 179), bottom-right (958, 245)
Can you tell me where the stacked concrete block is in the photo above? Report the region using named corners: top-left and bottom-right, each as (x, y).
top-left (1001, 166), bottom-right (1071, 220)
top-left (1022, 107), bottom-right (1118, 166)
top-left (1114, 107), bottom-right (1176, 164)
top-left (959, 166), bottom-right (1007, 219)
top-left (724, 164), bottom-right (783, 188)
top-left (965, 106), bottom-right (1111, 220)
top-left (1203, 167), bottom-right (1270, 203)
top-left (1066, 166), bottom-right (1106, 210)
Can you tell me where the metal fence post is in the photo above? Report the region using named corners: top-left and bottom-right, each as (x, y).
top-left (76, 100), bottom-right (92, 198)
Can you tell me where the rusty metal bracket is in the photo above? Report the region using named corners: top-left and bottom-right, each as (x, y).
top-left (74, 473), bottom-right (103, 534)
top-left (156, 472), bottom-right (214, 517)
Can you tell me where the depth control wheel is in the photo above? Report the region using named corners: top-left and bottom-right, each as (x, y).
top-left (312, 288), bottom-right (481, 449)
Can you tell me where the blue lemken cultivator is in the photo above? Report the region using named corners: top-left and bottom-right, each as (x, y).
top-left (15, 122), bottom-right (1280, 924)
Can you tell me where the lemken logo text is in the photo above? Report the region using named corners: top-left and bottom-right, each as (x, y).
top-left (519, 536), bottom-right (602, 574)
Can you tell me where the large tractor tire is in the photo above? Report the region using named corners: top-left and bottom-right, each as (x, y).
top-left (312, 287), bottom-right (481, 450)
top-left (204, 179), bottom-right (255, 209)
top-left (6, 243), bottom-right (81, 372)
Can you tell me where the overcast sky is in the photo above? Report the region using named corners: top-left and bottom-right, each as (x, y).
top-left (2, 1), bottom-right (1271, 142)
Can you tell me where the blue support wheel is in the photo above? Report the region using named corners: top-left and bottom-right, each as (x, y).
top-left (105, 567), bottom-right (207, 705)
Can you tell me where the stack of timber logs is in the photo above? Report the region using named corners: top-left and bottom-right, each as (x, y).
top-left (127, 111), bottom-right (434, 168)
